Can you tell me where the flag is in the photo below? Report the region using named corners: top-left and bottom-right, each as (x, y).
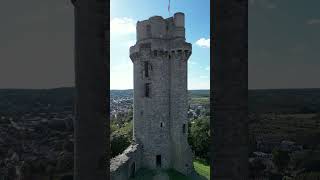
top-left (168, 0), bottom-right (170, 14)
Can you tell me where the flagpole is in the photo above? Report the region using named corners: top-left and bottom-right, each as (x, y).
top-left (168, 0), bottom-right (170, 17)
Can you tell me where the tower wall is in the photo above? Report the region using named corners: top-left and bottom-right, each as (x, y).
top-left (130, 12), bottom-right (193, 175)
top-left (169, 41), bottom-right (193, 173)
top-left (131, 43), bottom-right (172, 169)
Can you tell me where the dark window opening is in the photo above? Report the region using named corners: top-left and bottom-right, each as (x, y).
top-left (146, 24), bottom-right (151, 37)
top-left (154, 50), bottom-right (158, 57)
top-left (156, 155), bottom-right (161, 167)
top-left (185, 50), bottom-right (189, 57)
top-left (183, 124), bottom-right (186, 134)
top-left (160, 122), bottom-right (163, 127)
top-left (60, 175), bottom-right (73, 180)
top-left (169, 55), bottom-right (171, 59)
top-left (144, 61), bottom-right (149, 77)
top-left (130, 162), bottom-right (136, 178)
top-left (145, 83), bottom-right (150, 97)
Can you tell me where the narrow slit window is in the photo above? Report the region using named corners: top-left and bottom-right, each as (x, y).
top-left (145, 83), bottom-right (150, 97)
top-left (182, 124), bottom-right (186, 134)
top-left (146, 24), bottom-right (151, 37)
top-left (144, 61), bottom-right (149, 77)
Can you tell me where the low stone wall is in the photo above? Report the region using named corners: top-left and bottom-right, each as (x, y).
top-left (110, 143), bottom-right (142, 180)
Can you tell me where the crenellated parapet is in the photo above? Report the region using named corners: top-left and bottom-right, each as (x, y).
top-left (135, 12), bottom-right (185, 42)
top-left (129, 38), bottom-right (192, 63)
top-left (130, 44), bottom-right (191, 62)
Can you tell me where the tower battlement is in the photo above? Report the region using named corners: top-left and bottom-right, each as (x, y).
top-left (129, 42), bottom-right (192, 63)
top-left (130, 12), bottom-right (191, 63)
top-left (136, 12), bottom-right (185, 42)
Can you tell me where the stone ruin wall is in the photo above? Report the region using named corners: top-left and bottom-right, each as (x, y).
top-left (110, 144), bottom-right (142, 180)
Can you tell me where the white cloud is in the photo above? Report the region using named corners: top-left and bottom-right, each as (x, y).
top-left (188, 61), bottom-right (197, 65)
top-left (127, 40), bottom-right (136, 48)
top-left (307, 19), bottom-right (320, 25)
top-left (195, 38), bottom-right (210, 48)
top-left (110, 60), bottom-right (133, 89)
top-left (188, 81), bottom-right (210, 90)
top-left (110, 17), bottom-right (136, 34)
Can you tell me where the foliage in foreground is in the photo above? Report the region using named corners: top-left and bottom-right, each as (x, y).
top-left (111, 110), bottom-right (133, 157)
top-left (295, 172), bottom-right (320, 180)
top-left (188, 116), bottom-right (210, 163)
top-left (272, 149), bottom-right (290, 172)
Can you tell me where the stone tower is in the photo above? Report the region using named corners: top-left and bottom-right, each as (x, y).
top-left (129, 12), bottom-right (193, 175)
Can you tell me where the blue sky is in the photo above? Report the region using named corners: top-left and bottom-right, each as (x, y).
top-left (1, 0), bottom-right (318, 89)
top-left (110, 0), bottom-right (210, 90)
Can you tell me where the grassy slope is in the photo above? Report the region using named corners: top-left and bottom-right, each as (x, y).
top-left (130, 168), bottom-right (194, 180)
top-left (193, 160), bottom-right (210, 180)
top-left (130, 160), bottom-right (210, 180)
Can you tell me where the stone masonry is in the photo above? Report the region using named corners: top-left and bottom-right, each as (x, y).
top-left (130, 12), bottom-right (194, 175)
top-left (110, 12), bottom-right (194, 180)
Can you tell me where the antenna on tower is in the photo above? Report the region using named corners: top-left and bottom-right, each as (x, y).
top-left (168, 0), bottom-right (171, 16)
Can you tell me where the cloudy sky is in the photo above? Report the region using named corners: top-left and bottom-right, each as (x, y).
top-left (0, 0), bottom-right (74, 89)
top-left (249, 0), bottom-right (320, 89)
top-left (110, 0), bottom-right (210, 90)
top-left (0, 0), bottom-right (319, 89)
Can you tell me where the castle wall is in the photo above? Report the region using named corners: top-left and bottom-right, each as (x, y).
top-left (110, 144), bottom-right (142, 180)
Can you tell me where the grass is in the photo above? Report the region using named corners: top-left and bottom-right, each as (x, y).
top-left (129, 168), bottom-right (194, 180)
top-left (190, 97), bottom-right (209, 105)
top-left (130, 160), bottom-right (210, 180)
top-left (193, 160), bottom-right (210, 180)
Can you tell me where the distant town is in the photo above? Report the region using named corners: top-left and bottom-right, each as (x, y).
top-left (0, 88), bottom-right (320, 179)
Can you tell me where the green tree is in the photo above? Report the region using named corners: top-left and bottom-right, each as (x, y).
top-left (110, 121), bottom-right (133, 157)
top-left (111, 133), bottom-right (131, 157)
top-left (272, 149), bottom-right (290, 173)
top-left (188, 116), bottom-right (210, 163)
